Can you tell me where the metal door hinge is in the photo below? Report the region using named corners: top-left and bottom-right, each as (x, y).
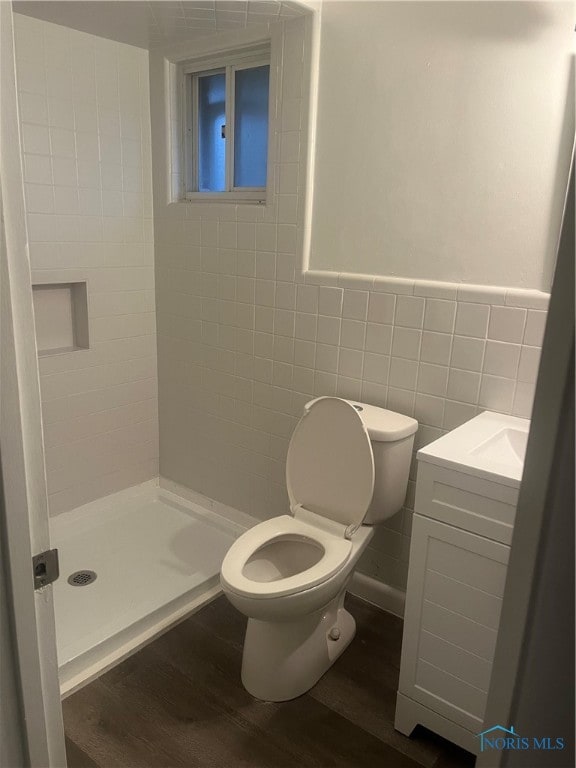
top-left (33, 549), bottom-right (59, 589)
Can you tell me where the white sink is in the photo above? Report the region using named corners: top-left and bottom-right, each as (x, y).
top-left (470, 427), bottom-right (528, 468)
top-left (417, 411), bottom-right (531, 488)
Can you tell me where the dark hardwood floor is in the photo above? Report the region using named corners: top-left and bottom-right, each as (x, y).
top-left (63, 595), bottom-right (476, 768)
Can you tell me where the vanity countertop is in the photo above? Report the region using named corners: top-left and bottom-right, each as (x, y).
top-left (417, 411), bottom-right (530, 489)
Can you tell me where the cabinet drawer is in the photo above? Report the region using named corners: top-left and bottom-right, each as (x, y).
top-left (415, 462), bottom-right (518, 544)
top-left (398, 514), bottom-right (510, 732)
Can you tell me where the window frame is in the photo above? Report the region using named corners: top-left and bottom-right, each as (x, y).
top-left (180, 44), bottom-right (271, 204)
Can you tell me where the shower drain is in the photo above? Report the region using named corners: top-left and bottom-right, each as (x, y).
top-left (67, 570), bottom-right (97, 586)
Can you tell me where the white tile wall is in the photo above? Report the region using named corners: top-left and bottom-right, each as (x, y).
top-left (150, 13), bottom-right (549, 594)
top-left (150, 12), bottom-right (551, 593)
top-left (14, 14), bottom-right (158, 515)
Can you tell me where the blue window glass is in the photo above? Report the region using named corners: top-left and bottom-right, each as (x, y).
top-left (234, 65), bottom-right (270, 188)
top-left (198, 72), bottom-right (226, 192)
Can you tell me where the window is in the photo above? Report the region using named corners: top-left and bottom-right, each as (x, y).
top-left (182, 45), bottom-right (271, 202)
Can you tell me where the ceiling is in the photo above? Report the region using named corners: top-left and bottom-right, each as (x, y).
top-left (13, 1), bottom-right (310, 49)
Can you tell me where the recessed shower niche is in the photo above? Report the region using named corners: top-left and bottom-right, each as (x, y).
top-left (32, 282), bottom-right (89, 356)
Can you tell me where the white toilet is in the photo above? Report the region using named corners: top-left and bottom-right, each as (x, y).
top-left (220, 396), bottom-right (417, 702)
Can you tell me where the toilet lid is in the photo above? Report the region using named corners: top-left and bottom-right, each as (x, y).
top-left (286, 397), bottom-right (375, 528)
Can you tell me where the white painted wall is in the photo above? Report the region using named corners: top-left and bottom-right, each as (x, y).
top-left (14, 15), bottom-right (159, 515)
top-left (309, 1), bottom-right (574, 290)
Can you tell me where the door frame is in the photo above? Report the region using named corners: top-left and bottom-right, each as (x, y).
top-left (477, 151), bottom-right (575, 765)
top-left (0, 3), bottom-right (66, 765)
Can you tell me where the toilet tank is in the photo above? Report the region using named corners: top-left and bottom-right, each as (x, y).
top-left (304, 398), bottom-right (418, 524)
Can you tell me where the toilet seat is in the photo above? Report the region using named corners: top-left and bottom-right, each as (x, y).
top-left (221, 398), bottom-right (376, 601)
top-left (220, 515), bottom-right (352, 599)
top-left (286, 397), bottom-right (375, 528)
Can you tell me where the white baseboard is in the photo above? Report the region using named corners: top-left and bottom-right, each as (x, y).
top-left (349, 571), bottom-right (406, 618)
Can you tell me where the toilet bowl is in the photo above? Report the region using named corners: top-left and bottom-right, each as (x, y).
top-left (221, 396), bottom-right (418, 702)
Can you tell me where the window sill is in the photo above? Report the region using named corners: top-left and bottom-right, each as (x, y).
top-left (183, 191), bottom-right (267, 205)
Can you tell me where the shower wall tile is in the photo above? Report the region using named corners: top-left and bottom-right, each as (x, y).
top-left (14, 13), bottom-right (158, 516)
top-left (150, 14), bottom-right (548, 594)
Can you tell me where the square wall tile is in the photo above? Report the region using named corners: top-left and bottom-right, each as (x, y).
top-left (236, 251), bottom-right (255, 277)
top-left (50, 127), bottom-right (76, 157)
top-left (361, 381), bottom-right (388, 408)
top-left (365, 323), bottom-right (392, 355)
top-left (236, 277), bottom-right (255, 305)
top-left (22, 123), bottom-right (50, 154)
top-left (454, 302), bottom-right (490, 338)
top-left (488, 306), bottom-right (527, 343)
top-left (417, 363), bottom-right (448, 397)
top-left (280, 131), bottom-right (300, 163)
top-left (294, 339), bottom-right (315, 368)
top-left (275, 282), bottom-right (296, 310)
top-left (336, 376), bottom-right (362, 400)
top-left (387, 387), bottom-right (415, 417)
top-left (277, 225), bottom-right (297, 255)
top-left (391, 327), bottom-right (421, 360)
top-left (237, 222), bottom-right (256, 250)
top-left (424, 299), bottom-right (456, 333)
top-left (24, 153), bottom-right (53, 185)
top-left (340, 319), bottom-right (366, 350)
top-left (317, 315), bottom-right (341, 345)
top-left (478, 374), bottom-right (515, 412)
top-left (253, 304), bottom-right (273, 332)
top-left (389, 357), bottom-right (418, 390)
top-left (296, 284), bottom-right (318, 313)
top-left (342, 290), bottom-right (369, 321)
top-left (255, 223), bottom-right (277, 252)
top-left (523, 310), bottom-right (547, 347)
top-left (512, 381), bottom-right (536, 419)
top-left (313, 370), bottom-right (337, 396)
top-left (254, 331), bottom-right (273, 358)
top-left (518, 346), bottom-right (542, 383)
top-left (363, 352), bottom-right (390, 385)
top-left (395, 295), bottom-right (425, 328)
top-left (368, 292), bottom-right (395, 324)
top-left (447, 369), bottom-right (481, 404)
top-left (315, 343), bottom-right (338, 373)
top-left (274, 309), bottom-right (295, 338)
top-left (19, 92), bottom-right (48, 124)
top-left (254, 356), bottom-right (273, 383)
top-left (420, 331), bottom-right (452, 365)
top-left (273, 361), bottom-right (293, 388)
top-left (255, 251), bottom-right (276, 280)
top-left (295, 312), bottom-right (317, 342)
top-left (273, 336), bottom-right (294, 364)
top-left (255, 280), bottom-right (275, 307)
top-left (318, 286), bottom-right (343, 317)
top-left (25, 184), bottom-right (54, 214)
top-left (414, 393), bottom-right (445, 428)
top-left (338, 348), bottom-right (364, 379)
top-left (450, 335), bottom-right (485, 371)
top-left (293, 365), bottom-right (314, 395)
top-left (483, 341), bottom-right (521, 378)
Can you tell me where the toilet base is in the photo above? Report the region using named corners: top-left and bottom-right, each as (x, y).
top-left (241, 592), bottom-right (355, 702)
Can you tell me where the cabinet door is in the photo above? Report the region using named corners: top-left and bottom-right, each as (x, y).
top-left (398, 514), bottom-right (509, 732)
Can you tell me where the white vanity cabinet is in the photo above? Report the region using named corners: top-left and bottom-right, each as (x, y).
top-left (394, 412), bottom-right (529, 755)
